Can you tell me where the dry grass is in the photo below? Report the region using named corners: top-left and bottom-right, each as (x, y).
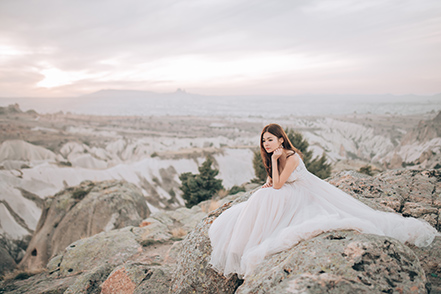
top-left (217, 189), bottom-right (229, 198)
top-left (201, 200), bottom-right (221, 213)
top-left (171, 227), bottom-right (187, 238)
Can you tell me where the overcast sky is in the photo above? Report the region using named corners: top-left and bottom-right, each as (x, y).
top-left (0, 0), bottom-right (440, 97)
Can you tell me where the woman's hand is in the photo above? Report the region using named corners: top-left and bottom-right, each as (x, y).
top-left (262, 182), bottom-right (272, 188)
top-left (272, 147), bottom-right (283, 160)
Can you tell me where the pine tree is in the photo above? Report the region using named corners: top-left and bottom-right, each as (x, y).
top-left (252, 149), bottom-right (267, 182)
top-left (179, 156), bottom-right (224, 208)
top-left (286, 128), bottom-right (332, 179)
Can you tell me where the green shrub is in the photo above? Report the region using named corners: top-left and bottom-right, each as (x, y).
top-left (358, 165), bottom-right (374, 176)
top-left (179, 156), bottom-right (224, 208)
top-left (229, 185), bottom-right (246, 195)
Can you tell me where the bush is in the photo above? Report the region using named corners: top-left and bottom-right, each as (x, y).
top-left (358, 165), bottom-right (374, 176)
top-left (252, 149), bottom-right (267, 182)
top-left (229, 185), bottom-right (246, 195)
top-left (179, 156), bottom-right (224, 208)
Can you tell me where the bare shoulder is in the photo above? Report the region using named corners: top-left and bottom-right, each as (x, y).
top-left (286, 151), bottom-right (299, 167)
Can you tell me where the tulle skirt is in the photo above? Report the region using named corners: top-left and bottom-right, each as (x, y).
top-left (208, 172), bottom-right (438, 278)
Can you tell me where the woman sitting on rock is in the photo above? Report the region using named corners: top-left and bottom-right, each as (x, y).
top-left (208, 123), bottom-right (439, 279)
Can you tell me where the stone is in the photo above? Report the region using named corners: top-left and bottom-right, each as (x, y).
top-left (236, 231), bottom-right (427, 294)
top-left (101, 262), bottom-right (175, 294)
top-left (48, 227), bottom-right (143, 277)
top-left (328, 169), bottom-right (441, 231)
top-left (407, 236), bottom-right (441, 293)
top-left (0, 244), bottom-right (17, 275)
top-left (170, 192), bottom-right (253, 294)
top-left (19, 180), bottom-right (150, 271)
top-left (3, 168), bottom-right (440, 293)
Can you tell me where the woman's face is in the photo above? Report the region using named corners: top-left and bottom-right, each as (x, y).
top-left (262, 132), bottom-right (283, 153)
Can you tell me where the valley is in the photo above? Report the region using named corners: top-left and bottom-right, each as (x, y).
top-left (0, 102), bottom-right (440, 250)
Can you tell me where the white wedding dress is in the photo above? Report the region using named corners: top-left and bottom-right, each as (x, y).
top-left (208, 153), bottom-right (439, 278)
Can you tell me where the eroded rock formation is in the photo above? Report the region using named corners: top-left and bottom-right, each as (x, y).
top-left (19, 180), bottom-right (150, 271)
top-left (1, 169), bottom-right (440, 293)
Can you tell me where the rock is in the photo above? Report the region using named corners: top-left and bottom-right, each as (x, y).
top-left (408, 236), bottom-right (441, 293)
top-left (3, 168), bottom-right (440, 293)
top-left (171, 169), bottom-right (440, 293)
top-left (0, 244), bottom-right (17, 275)
top-left (328, 169), bottom-right (441, 231)
top-left (101, 265), bottom-right (137, 294)
top-left (47, 227), bottom-right (143, 277)
top-left (63, 263), bottom-right (114, 294)
top-left (170, 192), bottom-right (253, 294)
top-left (19, 180), bottom-right (150, 271)
top-left (236, 231), bottom-right (427, 294)
top-left (401, 111), bottom-right (441, 145)
top-left (389, 153), bottom-right (403, 169)
top-left (0, 271), bottom-right (77, 294)
top-left (0, 104), bottom-right (22, 115)
top-left (0, 140), bottom-right (58, 163)
top-left (170, 196), bottom-right (430, 293)
top-left (0, 195), bottom-right (210, 293)
top-left (101, 262), bottom-right (174, 294)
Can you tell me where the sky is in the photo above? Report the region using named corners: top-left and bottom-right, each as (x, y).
top-left (0, 0), bottom-right (440, 97)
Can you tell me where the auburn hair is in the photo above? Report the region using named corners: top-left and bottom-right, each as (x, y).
top-left (260, 123), bottom-right (303, 179)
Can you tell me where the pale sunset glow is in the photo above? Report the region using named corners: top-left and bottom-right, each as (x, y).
top-left (37, 68), bottom-right (87, 88)
top-left (0, 0), bottom-right (439, 97)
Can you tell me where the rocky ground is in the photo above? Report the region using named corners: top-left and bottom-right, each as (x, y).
top-left (1, 103), bottom-right (439, 167)
top-left (1, 103), bottom-right (440, 293)
top-left (0, 168), bottom-right (439, 293)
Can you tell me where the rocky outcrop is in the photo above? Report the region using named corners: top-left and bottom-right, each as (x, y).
top-left (19, 180), bottom-right (150, 271)
top-left (0, 192), bottom-right (213, 293)
top-left (237, 231), bottom-right (427, 293)
top-left (0, 104), bottom-right (22, 115)
top-left (408, 236), bottom-right (441, 293)
top-left (0, 140), bottom-right (59, 163)
top-left (402, 111), bottom-right (441, 145)
top-left (170, 200), bottom-right (245, 293)
top-left (2, 170), bottom-right (440, 293)
top-left (328, 169), bottom-right (441, 230)
top-left (384, 111), bottom-right (441, 169)
top-left (0, 245), bottom-right (17, 276)
top-left (170, 184), bottom-right (436, 293)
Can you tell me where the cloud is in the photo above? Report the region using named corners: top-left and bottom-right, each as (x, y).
top-left (0, 0), bottom-right (440, 96)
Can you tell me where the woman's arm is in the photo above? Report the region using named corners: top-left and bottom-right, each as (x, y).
top-left (271, 150), bottom-right (299, 189)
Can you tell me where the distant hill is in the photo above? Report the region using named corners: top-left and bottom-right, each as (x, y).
top-left (0, 90), bottom-right (440, 116)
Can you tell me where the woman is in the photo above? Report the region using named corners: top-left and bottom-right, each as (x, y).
top-left (208, 123), bottom-right (439, 279)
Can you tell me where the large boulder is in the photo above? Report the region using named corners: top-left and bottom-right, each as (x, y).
top-left (328, 169), bottom-right (441, 230)
top-left (0, 195), bottom-right (211, 293)
top-left (170, 189), bottom-right (430, 293)
top-left (19, 180), bottom-right (150, 271)
top-left (170, 201), bottom-right (244, 294)
top-left (171, 170), bottom-right (441, 293)
top-left (236, 231), bottom-right (427, 293)
top-left (0, 227), bottom-right (147, 294)
top-left (408, 236), bottom-right (441, 293)
top-left (0, 244), bottom-right (17, 276)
